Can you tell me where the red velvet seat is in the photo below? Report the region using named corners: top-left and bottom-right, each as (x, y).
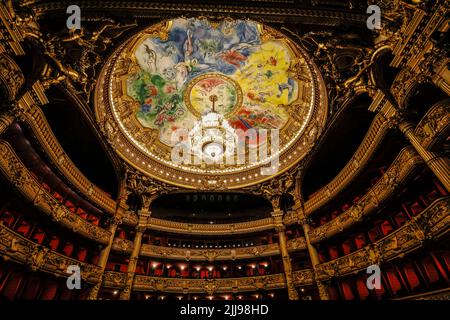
top-left (15, 219), bottom-right (33, 237)
top-left (62, 242), bottom-right (74, 257)
top-left (442, 252), bottom-right (450, 271)
top-left (135, 263), bottom-right (145, 275)
top-left (65, 200), bottom-right (76, 212)
top-left (168, 269), bottom-right (176, 277)
top-left (117, 229), bottom-right (126, 239)
top-left (53, 192), bottom-right (64, 203)
top-left (354, 234), bottom-right (367, 249)
top-left (425, 189), bottom-right (440, 203)
top-left (342, 203), bottom-right (351, 212)
top-left (331, 210), bottom-right (340, 219)
top-left (0, 211), bottom-right (17, 228)
top-left (318, 250), bottom-right (327, 263)
top-left (374, 281), bottom-right (385, 299)
top-left (380, 220), bottom-right (394, 236)
top-left (42, 183), bottom-right (51, 192)
top-left (48, 236), bottom-right (60, 251)
top-left (367, 227), bottom-right (378, 243)
top-left (31, 228), bottom-right (46, 244)
top-left (342, 240), bottom-right (353, 255)
top-left (393, 212), bottom-right (409, 227)
top-left (76, 208), bottom-right (88, 219)
top-left (59, 288), bottom-right (74, 300)
top-left (120, 264), bottom-right (128, 273)
top-left (181, 269), bottom-right (189, 278)
top-left (329, 246), bottom-right (340, 260)
top-left (409, 201), bottom-right (423, 216)
top-left (87, 215), bottom-right (99, 226)
top-left (319, 216), bottom-right (329, 226)
top-left (76, 248), bottom-right (87, 262)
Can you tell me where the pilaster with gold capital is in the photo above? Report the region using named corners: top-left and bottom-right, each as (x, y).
top-left (396, 119), bottom-right (450, 192)
top-left (271, 210), bottom-right (299, 300)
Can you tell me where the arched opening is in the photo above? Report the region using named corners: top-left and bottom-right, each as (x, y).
top-left (150, 193), bottom-right (272, 223)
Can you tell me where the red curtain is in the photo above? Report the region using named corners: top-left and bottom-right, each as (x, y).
top-left (356, 278), bottom-right (370, 300)
top-left (402, 263), bottom-right (421, 290)
top-left (342, 240), bottom-right (353, 255)
top-left (40, 280), bottom-right (58, 300)
top-left (21, 276), bottom-right (42, 300)
top-left (385, 269), bottom-right (402, 294)
top-left (2, 272), bottom-right (24, 300)
top-left (340, 281), bottom-right (355, 300)
top-left (421, 257), bottom-right (440, 284)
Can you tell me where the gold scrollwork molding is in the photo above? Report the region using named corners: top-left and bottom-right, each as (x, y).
top-left (301, 114), bottom-right (391, 217)
top-left (0, 53), bottom-right (24, 100)
top-left (308, 146), bottom-right (422, 243)
top-left (315, 196), bottom-right (450, 281)
top-left (102, 269), bottom-right (315, 293)
top-left (22, 105), bottom-right (117, 215)
top-left (113, 237), bottom-right (306, 260)
top-left (414, 101), bottom-right (450, 147)
top-left (0, 140), bottom-right (111, 244)
top-left (0, 223), bottom-right (102, 284)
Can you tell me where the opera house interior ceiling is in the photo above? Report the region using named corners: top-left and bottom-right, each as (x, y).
top-left (0, 0), bottom-right (449, 308)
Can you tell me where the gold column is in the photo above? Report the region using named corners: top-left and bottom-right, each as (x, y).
top-left (301, 222), bottom-right (330, 300)
top-left (294, 198), bottom-right (330, 300)
top-left (87, 196), bottom-right (126, 300)
top-left (119, 210), bottom-right (148, 300)
top-left (432, 74), bottom-right (450, 96)
top-left (398, 120), bottom-right (450, 192)
top-left (272, 210), bottom-right (299, 300)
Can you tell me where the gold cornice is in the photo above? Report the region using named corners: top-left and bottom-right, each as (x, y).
top-left (308, 145), bottom-right (422, 243)
top-left (0, 223), bottom-right (102, 284)
top-left (302, 113), bottom-right (390, 215)
top-left (145, 216), bottom-right (275, 236)
top-left (0, 140), bottom-right (111, 244)
top-left (102, 270), bottom-right (315, 293)
top-left (315, 196), bottom-right (450, 280)
top-left (31, 2), bottom-right (367, 25)
top-left (111, 237), bottom-right (306, 260)
top-left (22, 105), bottom-right (117, 214)
top-left (95, 18), bottom-right (328, 190)
top-left (0, 53), bottom-right (25, 99)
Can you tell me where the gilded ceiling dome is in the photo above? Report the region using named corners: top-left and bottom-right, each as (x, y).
top-left (95, 18), bottom-right (327, 189)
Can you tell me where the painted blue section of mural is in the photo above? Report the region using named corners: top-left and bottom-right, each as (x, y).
top-left (164, 19), bottom-right (260, 78)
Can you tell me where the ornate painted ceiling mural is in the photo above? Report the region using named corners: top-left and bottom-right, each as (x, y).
top-left (95, 18), bottom-right (328, 189)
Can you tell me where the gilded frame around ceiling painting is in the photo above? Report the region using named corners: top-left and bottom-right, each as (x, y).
top-left (95, 17), bottom-right (328, 189)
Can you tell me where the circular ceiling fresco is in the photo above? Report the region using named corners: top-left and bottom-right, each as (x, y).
top-left (95, 18), bottom-right (327, 189)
